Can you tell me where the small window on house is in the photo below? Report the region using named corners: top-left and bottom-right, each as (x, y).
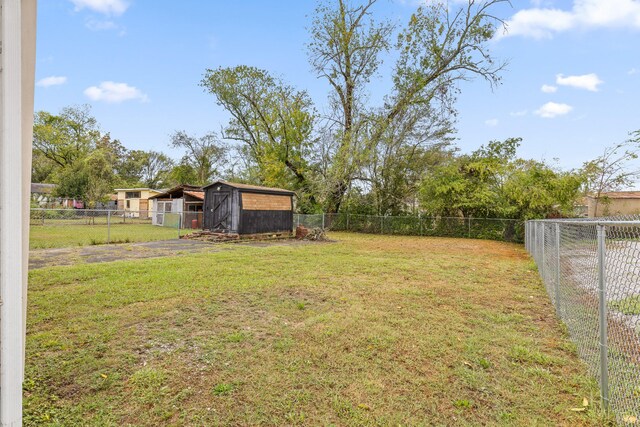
top-left (126, 200), bottom-right (131, 209)
top-left (125, 191), bottom-right (141, 199)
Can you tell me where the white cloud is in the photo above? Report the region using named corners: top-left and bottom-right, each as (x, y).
top-left (84, 81), bottom-right (148, 103)
top-left (510, 110), bottom-right (528, 117)
top-left (541, 84), bottom-right (558, 93)
top-left (36, 76), bottom-right (67, 87)
top-left (535, 102), bottom-right (573, 118)
top-left (70, 0), bottom-right (129, 16)
top-left (556, 73), bottom-right (603, 91)
top-left (499, 0), bottom-right (640, 39)
top-left (485, 118), bottom-right (499, 127)
top-left (628, 68), bottom-right (639, 75)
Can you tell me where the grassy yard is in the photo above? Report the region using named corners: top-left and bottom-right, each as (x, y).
top-left (29, 224), bottom-right (183, 249)
top-left (25, 233), bottom-right (609, 425)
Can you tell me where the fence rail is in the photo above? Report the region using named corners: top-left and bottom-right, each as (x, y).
top-left (526, 217), bottom-right (640, 424)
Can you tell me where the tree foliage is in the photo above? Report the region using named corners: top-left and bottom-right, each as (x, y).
top-left (201, 66), bottom-right (317, 209)
top-left (310, 0), bottom-right (507, 212)
top-left (34, 105), bottom-right (176, 205)
top-left (581, 131), bottom-right (640, 214)
top-left (420, 138), bottom-right (584, 220)
top-left (169, 131), bottom-right (228, 186)
top-left (33, 104), bottom-right (100, 171)
top-left (202, 0), bottom-right (508, 212)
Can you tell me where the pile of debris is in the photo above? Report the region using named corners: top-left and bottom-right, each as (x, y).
top-left (181, 230), bottom-right (240, 242)
top-left (295, 226), bottom-right (328, 241)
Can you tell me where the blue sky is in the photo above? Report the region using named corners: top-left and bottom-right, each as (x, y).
top-left (35, 0), bottom-right (640, 176)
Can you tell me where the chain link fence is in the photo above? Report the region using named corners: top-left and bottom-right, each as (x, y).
top-left (29, 209), bottom-right (202, 249)
top-left (526, 217), bottom-right (640, 424)
top-left (30, 209), bottom-right (522, 250)
top-left (295, 213), bottom-right (523, 242)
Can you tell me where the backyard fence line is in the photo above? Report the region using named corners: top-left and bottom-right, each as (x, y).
top-left (29, 208), bottom-right (522, 249)
top-left (295, 213), bottom-right (523, 243)
top-left (29, 208), bottom-right (203, 249)
top-left (525, 217), bottom-right (640, 424)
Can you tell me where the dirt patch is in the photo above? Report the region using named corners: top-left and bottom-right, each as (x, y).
top-left (29, 238), bottom-right (320, 270)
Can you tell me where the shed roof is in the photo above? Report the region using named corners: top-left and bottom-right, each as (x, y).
top-left (183, 190), bottom-right (205, 200)
top-left (587, 191), bottom-right (640, 200)
top-left (203, 180), bottom-right (295, 195)
top-left (114, 187), bottom-right (162, 192)
top-left (149, 184), bottom-right (205, 200)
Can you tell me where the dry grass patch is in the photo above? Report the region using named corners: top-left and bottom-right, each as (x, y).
top-left (24, 233), bottom-right (611, 425)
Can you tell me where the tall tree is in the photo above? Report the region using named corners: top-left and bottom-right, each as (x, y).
top-left (420, 138), bottom-right (583, 220)
top-left (83, 149), bottom-right (118, 208)
top-left (32, 104), bottom-right (101, 178)
top-left (582, 131), bottom-right (640, 215)
top-left (119, 150), bottom-right (174, 188)
top-left (310, 0), bottom-right (507, 212)
top-left (169, 131), bottom-right (228, 186)
top-left (308, 0), bottom-right (394, 212)
top-left (360, 102), bottom-right (456, 215)
top-left (138, 151), bottom-right (174, 188)
top-left (201, 66), bottom-right (317, 207)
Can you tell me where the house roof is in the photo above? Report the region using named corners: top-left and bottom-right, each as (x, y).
top-left (587, 191), bottom-right (640, 200)
top-left (31, 183), bottom-right (56, 194)
top-left (203, 180), bottom-right (295, 195)
top-left (148, 184), bottom-right (205, 200)
top-left (114, 187), bottom-right (162, 192)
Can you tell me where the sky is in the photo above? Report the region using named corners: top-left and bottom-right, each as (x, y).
top-left (34, 0), bottom-right (640, 177)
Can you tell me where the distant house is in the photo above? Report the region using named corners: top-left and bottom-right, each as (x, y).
top-left (114, 188), bottom-right (162, 218)
top-left (31, 183), bottom-right (56, 206)
top-left (149, 184), bottom-right (204, 229)
top-left (587, 191), bottom-right (640, 217)
top-left (30, 183), bottom-right (84, 209)
top-left (203, 181), bottom-right (294, 234)
top-left (95, 194), bottom-right (118, 211)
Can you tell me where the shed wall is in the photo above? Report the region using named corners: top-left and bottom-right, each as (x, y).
top-left (241, 193), bottom-right (291, 211)
top-left (239, 210), bottom-right (293, 234)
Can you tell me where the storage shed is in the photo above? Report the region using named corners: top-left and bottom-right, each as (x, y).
top-left (149, 184), bottom-right (204, 229)
top-left (203, 181), bottom-right (294, 234)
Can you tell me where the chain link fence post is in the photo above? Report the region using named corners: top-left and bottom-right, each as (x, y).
top-left (468, 217), bottom-right (472, 238)
top-left (322, 213), bottom-right (325, 229)
top-left (597, 224), bottom-right (610, 411)
top-left (554, 222), bottom-right (561, 318)
top-left (540, 222), bottom-right (546, 281)
top-left (107, 210), bottom-right (111, 244)
top-left (532, 221), bottom-right (537, 259)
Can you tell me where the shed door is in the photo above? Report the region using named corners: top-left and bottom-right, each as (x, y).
top-left (211, 192), bottom-right (231, 231)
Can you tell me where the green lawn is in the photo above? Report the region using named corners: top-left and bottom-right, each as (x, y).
top-left (29, 223), bottom-right (182, 249)
top-left (25, 233), bottom-right (610, 425)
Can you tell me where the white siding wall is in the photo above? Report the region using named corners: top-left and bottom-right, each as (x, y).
top-left (1, 1), bottom-right (37, 425)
